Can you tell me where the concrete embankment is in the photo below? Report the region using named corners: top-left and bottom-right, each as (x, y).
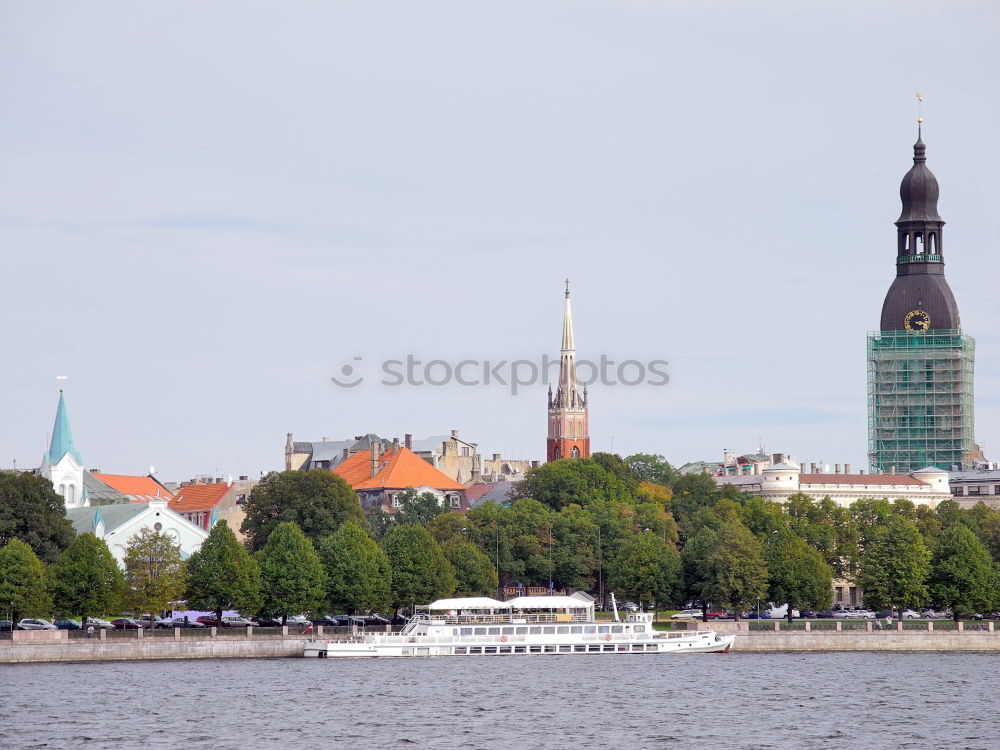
top-left (699, 621), bottom-right (1000, 651)
top-left (0, 635), bottom-right (307, 663)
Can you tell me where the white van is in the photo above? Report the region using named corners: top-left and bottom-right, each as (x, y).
top-left (766, 604), bottom-right (800, 619)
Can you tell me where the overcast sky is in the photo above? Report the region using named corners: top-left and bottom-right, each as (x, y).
top-left (2, 1), bottom-right (998, 481)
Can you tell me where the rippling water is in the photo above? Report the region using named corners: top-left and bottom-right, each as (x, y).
top-left (2, 652), bottom-right (997, 749)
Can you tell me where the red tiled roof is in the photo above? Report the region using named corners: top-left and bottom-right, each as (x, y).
top-left (799, 474), bottom-right (924, 486)
top-left (465, 483), bottom-right (496, 501)
top-left (91, 474), bottom-right (174, 502)
top-left (171, 483), bottom-right (231, 512)
top-left (333, 447), bottom-right (465, 491)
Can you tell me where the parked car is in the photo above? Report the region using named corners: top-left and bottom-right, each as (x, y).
top-left (705, 610), bottom-right (726, 620)
top-left (17, 618), bottom-right (58, 630)
top-left (744, 611), bottom-right (768, 619)
top-left (84, 617), bottom-right (115, 630)
top-left (834, 609), bottom-right (875, 620)
top-left (875, 610), bottom-right (895, 619)
top-left (221, 615), bottom-right (258, 627)
top-left (196, 615), bottom-right (224, 627)
top-left (767, 605), bottom-right (800, 620)
top-left (283, 615), bottom-right (311, 627)
top-left (815, 610), bottom-right (835, 619)
top-left (170, 617), bottom-right (205, 629)
top-left (256, 616), bottom-right (285, 627)
top-left (111, 618), bottom-right (144, 629)
top-left (621, 601), bottom-right (640, 612)
top-left (330, 614), bottom-right (367, 627)
top-left (0, 619), bottom-right (13, 631)
top-left (140, 616), bottom-right (174, 629)
top-left (389, 613), bottom-right (410, 627)
top-left (55, 619), bottom-right (82, 630)
top-left (799, 611), bottom-right (817, 619)
top-left (670, 609), bottom-right (702, 620)
top-left (362, 614), bottom-right (392, 627)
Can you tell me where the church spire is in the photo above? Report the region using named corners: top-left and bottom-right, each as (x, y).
top-left (48, 390), bottom-right (82, 464)
top-left (547, 282), bottom-right (590, 462)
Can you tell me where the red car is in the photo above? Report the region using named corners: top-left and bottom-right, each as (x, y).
top-left (196, 615), bottom-right (225, 627)
top-left (706, 610), bottom-right (726, 620)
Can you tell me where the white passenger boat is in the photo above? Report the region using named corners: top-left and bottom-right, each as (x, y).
top-left (304, 594), bottom-right (735, 658)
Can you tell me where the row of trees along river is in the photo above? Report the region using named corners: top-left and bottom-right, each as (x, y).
top-left (2, 454), bottom-right (1000, 626)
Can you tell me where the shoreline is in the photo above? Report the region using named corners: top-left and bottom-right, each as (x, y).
top-left (3, 629), bottom-right (1000, 663)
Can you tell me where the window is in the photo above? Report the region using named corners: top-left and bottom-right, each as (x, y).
top-left (969, 486), bottom-right (982, 496)
top-left (461, 447), bottom-right (470, 457)
top-left (571, 626), bottom-right (582, 634)
top-left (542, 626), bottom-right (555, 634)
top-left (598, 625), bottom-right (610, 634)
top-left (635, 625), bottom-right (645, 633)
top-left (574, 644), bottom-right (586, 652)
top-left (514, 646), bottom-right (526, 654)
top-left (571, 446), bottom-right (581, 458)
top-left (556, 626), bottom-right (569, 634)
top-left (67, 485), bottom-right (75, 504)
top-left (391, 495), bottom-right (401, 508)
top-left (529, 627), bottom-right (541, 634)
top-left (487, 627), bottom-right (500, 635)
top-left (515, 627), bottom-right (527, 635)
top-left (455, 647), bottom-right (467, 655)
top-left (584, 625), bottom-right (596, 634)
top-left (450, 496), bottom-right (461, 509)
top-left (501, 627), bottom-right (514, 635)
top-left (951, 486), bottom-right (963, 495)
top-left (611, 625), bottom-right (624, 633)
top-left (994, 486), bottom-right (1000, 496)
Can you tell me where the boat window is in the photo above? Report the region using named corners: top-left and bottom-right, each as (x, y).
top-left (475, 627), bottom-right (487, 635)
top-left (460, 628), bottom-right (473, 636)
top-left (501, 627), bottom-right (514, 635)
top-left (558, 645), bottom-right (571, 653)
top-left (515, 627), bottom-right (528, 635)
top-left (602, 644), bottom-right (615, 652)
top-left (631, 644), bottom-right (643, 652)
top-left (598, 625), bottom-right (610, 634)
top-left (635, 625), bottom-right (645, 633)
top-left (588, 644), bottom-right (600, 652)
top-left (499, 646), bottom-right (512, 654)
top-left (617, 645), bottom-right (629, 652)
top-left (514, 646), bottom-right (526, 654)
top-left (646, 643), bottom-right (657, 651)
top-left (455, 647), bottom-right (467, 655)
top-left (488, 627), bottom-right (500, 635)
top-left (470, 647), bottom-right (482, 654)
top-left (584, 626), bottom-right (596, 634)
top-left (529, 645), bottom-right (542, 653)
top-left (542, 626), bottom-right (555, 634)
top-left (571, 626), bottom-right (582, 634)
top-left (574, 644), bottom-right (586, 652)
top-left (529, 627), bottom-right (541, 634)
top-left (484, 646), bottom-right (497, 654)
top-left (543, 645), bottom-right (556, 653)
top-left (556, 626), bottom-right (569, 634)
top-left (611, 625), bottom-right (624, 633)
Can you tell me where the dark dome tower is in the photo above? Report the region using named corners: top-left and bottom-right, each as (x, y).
top-left (868, 128), bottom-right (977, 473)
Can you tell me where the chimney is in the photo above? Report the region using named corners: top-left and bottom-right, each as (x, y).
top-left (845, 463), bottom-right (851, 474)
top-left (322, 436), bottom-right (330, 442)
top-left (835, 464), bottom-right (841, 474)
top-left (859, 469), bottom-right (866, 475)
top-left (451, 429), bottom-right (459, 438)
top-left (393, 437), bottom-right (400, 451)
top-left (404, 434), bottom-right (412, 450)
top-left (531, 460), bottom-right (540, 469)
top-left (890, 465), bottom-right (897, 475)
top-left (371, 445), bottom-right (380, 479)
top-left (493, 453), bottom-right (501, 461)
top-left (810, 463), bottom-right (817, 474)
top-left (215, 477), bottom-right (223, 484)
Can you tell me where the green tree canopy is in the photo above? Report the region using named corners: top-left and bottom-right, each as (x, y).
top-left (319, 521), bottom-right (392, 614)
top-left (257, 522), bottom-right (326, 623)
top-left (625, 453), bottom-right (678, 486)
top-left (185, 521), bottom-right (262, 625)
top-left (383, 524), bottom-right (456, 612)
top-left (765, 530), bottom-right (833, 622)
top-left (513, 458), bottom-right (635, 510)
top-left (706, 522), bottom-right (769, 619)
top-left (441, 538), bottom-right (499, 597)
top-left (394, 488), bottom-right (448, 526)
top-left (0, 473), bottom-right (75, 563)
top-left (928, 523), bottom-right (999, 621)
top-left (122, 529), bottom-right (186, 619)
top-left (680, 526), bottom-right (718, 620)
top-left (607, 530), bottom-right (680, 608)
top-left (858, 515), bottom-right (930, 614)
top-left (0, 538), bottom-right (52, 622)
top-left (50, 533), bottom-right (123, 624)
top-left (241, 470), bottom-right (366, 553)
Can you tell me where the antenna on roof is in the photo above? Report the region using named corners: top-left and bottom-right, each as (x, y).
top-left (149, 465), bottom-right (156, 476)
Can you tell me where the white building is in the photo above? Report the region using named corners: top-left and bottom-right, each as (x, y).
top-left (717, 463), bottom-right (951, 508)
top-left (65, 500), bottom-right (209, 566)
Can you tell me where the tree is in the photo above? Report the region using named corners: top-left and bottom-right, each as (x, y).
top-left (382, 525), bottom-right (456, 612)
top-left (365, 506), bottom-right (393, 543)
top-left (185, 521), bottom-right (261, 625)
top-left (680, 526), bottom-right (718, 621)
top-left (591, 452), bottom-right (639, 491)
top-left (256, 522), bottom-right (326, 624)
top-left (50, 533), bottom-right (123, 625)
top-left (858, 515), bottom-right (930, 615)
top-left (241, 470), bottom-right (366, 553)
top-left (319, 522), bottom-right (392, 614)
top-left (0, 539), bottom-right (52, 622)
top-left (706, 522), bottom-right (769, 619)
top-left (512, 458), bottom-right (634, 510)
top-left (0, 473), bottom-right (75, 563)
top-left (626, 453), bottom-right (678, 486)
top-left (766, 531), bottom-right (833, 623)
top-left (928, 524), bottom-right (999, 621)
top-left (441, 538), bottom-right (499, 597)
top-left (122, 529), bottom-right (186, 620)
top-left (607, 530), bottom-right (680, 608)
top-left (394, 488), bottom-right (448, 526)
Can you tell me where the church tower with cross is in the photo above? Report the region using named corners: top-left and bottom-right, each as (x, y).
top-left (547, 281), bottom-right (590, 462)
top-left (867, 114), bottom-right (978, 473)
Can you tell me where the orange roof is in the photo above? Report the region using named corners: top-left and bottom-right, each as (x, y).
top-left (171, 483), bottom-right (231, 512)
top-left (333, 447), bottom-right (465, 491)
top-left (91, 473), bottom-right (174, 502)
top-left (799, 474), bottom-right (924, 486)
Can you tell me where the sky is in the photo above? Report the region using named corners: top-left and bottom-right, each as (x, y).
top-left (1, 1), bottom-right (998, 481)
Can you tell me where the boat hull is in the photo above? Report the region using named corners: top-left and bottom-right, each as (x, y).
top-left (304, 631), bottom-right (736, 658)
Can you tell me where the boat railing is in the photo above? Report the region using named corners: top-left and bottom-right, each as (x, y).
top-left (424, 612), bottom-right (589, 625)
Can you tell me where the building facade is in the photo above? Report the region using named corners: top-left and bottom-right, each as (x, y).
top-left (867, 128), bottom-right (977, 473)
top-left (547, 283), bottom-right (590, 462)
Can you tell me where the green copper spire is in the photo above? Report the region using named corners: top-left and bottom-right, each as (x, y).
top-left (48, 390), bottom-right (82, 464)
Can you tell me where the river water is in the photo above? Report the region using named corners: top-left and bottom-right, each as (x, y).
top-left (2, 652), bottom-right (997, 749)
